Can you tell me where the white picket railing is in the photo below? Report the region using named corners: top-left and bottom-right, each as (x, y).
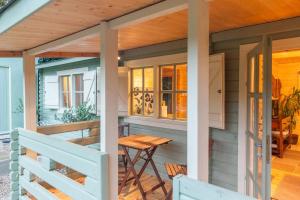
top-left (10, 128), bottom-right (108, 200)
top-left (173, 175), bottom-right (257, 200)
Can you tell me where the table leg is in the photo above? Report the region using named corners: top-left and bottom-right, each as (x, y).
top-left (145, 149), bottom-right (168, 195)
top-left (119, 146), bottom-right (147, 200)
top-left (133, 146), bottom-right (157, 185)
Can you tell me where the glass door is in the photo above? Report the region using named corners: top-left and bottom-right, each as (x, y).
top-left (246, 37), bottom-right (272, 200)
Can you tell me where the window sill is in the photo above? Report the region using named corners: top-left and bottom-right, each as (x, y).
top-left (124, 116), bottom-right (187, 131)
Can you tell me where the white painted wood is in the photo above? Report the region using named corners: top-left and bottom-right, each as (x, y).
top-left (20, 156), bottom-right (97, 200)
top-left (44, 75), bottom-right (59, 109)
top-left (238, 43), bottom-right (258, 194)
top-left (20, 176), bottom-right (59, 200)
top-left (173, 175), bottom-right (257, 200)
top-left (83, 70), bottom-right (96, 106)
top-left (209, 53), bottom-right (225, 129)
top-left (0, 67), bottom-right (10, 132)
top-left (187, 0), bottom-right (210, 181)
top-left (109, 0), bottom-right (188, 29)
top-left (99, 22), bottom-right (119, 200)
top-left (23, 52), bottom-right (36, 131)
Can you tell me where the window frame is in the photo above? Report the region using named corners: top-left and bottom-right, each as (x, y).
top-left (130, 66), bottom-right (154, 116)
top-left (72, 73), bottom-right (84, 107)
top-left (159, 63), bottom-right (187, 120)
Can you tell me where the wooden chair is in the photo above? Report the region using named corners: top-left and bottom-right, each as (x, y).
top-left (118, 124), bottom-right (130, 172)
top-left (272, 116), bottom-right (291, 158)
top-left (164, 163), bottom-right (187, 200)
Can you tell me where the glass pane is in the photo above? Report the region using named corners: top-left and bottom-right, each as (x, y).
top-left (249, 57), bottom-right (255, 93)
top-left (75, 93), bottom-right (83, 107)
top-left (144, 68), bottom-right (153, 91)
top-left (249, 97), bottom-right (255, 133)
top-left (132, 92), bottom-right (143, 115)
top-left (259, 54), bottom-right (263, 93)
top-left (176, 64), bottom-right (187, 91)
top-left (144, 92), bottom-right (154, 116)
top-left (161, 93), bottom-right (173, 118)
top-left (161, 66), bottom-right (174, 91)
top-left (132, 69), bottom-right (143, 92)
top-left (258, 98), bottom-right (263, 141)
top-left (61, 76), bottom-right (70, 108)
top-left (74, 74), bottom-right (83, 92)
top-left (176, 93), bottom-right (187, 120)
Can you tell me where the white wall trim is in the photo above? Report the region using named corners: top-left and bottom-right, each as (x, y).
top-left (56, 67), bottom-right (88, 76)
top-left (125, 53), bottom-right (187, 67)
top-left (125, 116), bottom-right (187, 131)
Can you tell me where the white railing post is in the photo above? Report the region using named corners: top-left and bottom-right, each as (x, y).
top-left (99, 22), bottom-right (119, 200)
top-left (187, 0), bottom-right (210, 181)
top-left (10, 130), bottom-right (20, 200)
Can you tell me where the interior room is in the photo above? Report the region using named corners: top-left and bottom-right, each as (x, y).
top-left (271, 50), bottom-right (300, 200)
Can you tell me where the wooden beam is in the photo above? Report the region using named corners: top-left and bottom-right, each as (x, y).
top-left (99, 22), bottom-right (118, 200)
top-left (26, 0), bottom-right (187, 56)
top-left (37, 120), bottom-right (100, 135)
top-left (23, 52), bottom-right (37, 131)
top-left (0, 0), bottom-right (51, 34)
top-left (0, 51), bottom-right (22, 57)
top-left (36, 52), bottom-right (99, 58)
top-left (109, 0), bottom-right (188, 29)
top-left (211, 16), bottom-right (300, 42)
top-left (187, 0), bottom-right (209, 181)
top-left (27, 25), bottom-right (102, 55)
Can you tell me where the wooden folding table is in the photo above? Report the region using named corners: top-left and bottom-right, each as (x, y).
top-left (118, 134), bottom-right (172, 200)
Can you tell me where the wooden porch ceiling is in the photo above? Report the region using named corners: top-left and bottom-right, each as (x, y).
top-left (1, 0), bottom-right (300, 55)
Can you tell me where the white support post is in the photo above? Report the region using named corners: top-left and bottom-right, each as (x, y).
top-left (187, 0), bottom-right (210, 181)
top-left (23, 52), bottom-right (37, 131)
top-left (99, 22), bottom-right (119, 200)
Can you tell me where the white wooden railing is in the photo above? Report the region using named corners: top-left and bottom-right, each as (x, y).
top-left (10, 128), bottom-right (108, 200)
top-left (173, 175), bottom-right (256, 200)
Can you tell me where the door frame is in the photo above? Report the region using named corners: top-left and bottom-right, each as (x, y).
top-left (0, 65), bottom-right (12, 135)
top-left (238, 36), bottom-right (300, 195)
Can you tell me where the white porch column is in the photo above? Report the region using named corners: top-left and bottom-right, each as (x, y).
top-left (99, 22), bottom-right (119, 199)
top-left (23, 52), bottom-right (37, 131)
top-left (187, 0), bottom-right (210, 181)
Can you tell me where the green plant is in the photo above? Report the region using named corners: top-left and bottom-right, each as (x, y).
top-left (279, 87), bottom-right (300, 130)
top-left (60, 103), bottom-right (97, 123)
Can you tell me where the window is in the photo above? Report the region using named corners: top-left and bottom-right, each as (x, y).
top-left (59, 73), bottom-right (85, 109)
top-left (160, 64), bottom-right (187, 120)
top-left (131, 67), bottom-right (154, 116)
top-left (60, 75), bottom-right (71, 108)
top-left (73, 74), bottom-right (84, 107)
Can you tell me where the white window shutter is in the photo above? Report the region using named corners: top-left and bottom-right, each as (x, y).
top-left (44, 75), bottom-right (59, 109)
top-left (83, 70), bottom-right (96, 109)
top-left (209, 53), bottom-right (225, 129)
top-left (118, 69), bottom-right (128, 116)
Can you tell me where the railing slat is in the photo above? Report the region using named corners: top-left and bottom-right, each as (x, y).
top-left (20, 156), bottom-right (97, 200)
top-left (19, 128), bottom-right (101, 161)
top-left (20, 176), bottom-right (59, 200)
top-left (20, 136), bottom-right (98, 179)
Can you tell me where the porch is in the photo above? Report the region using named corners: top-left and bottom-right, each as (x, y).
top-left (2, 0), bottom-right (300, 200)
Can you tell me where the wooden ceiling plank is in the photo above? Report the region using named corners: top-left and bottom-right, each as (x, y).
top-left (109, 0), bottom-right (187, 29)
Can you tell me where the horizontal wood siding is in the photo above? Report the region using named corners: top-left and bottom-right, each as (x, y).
top-left (125, 39), bottom-right (241, 191)
top-left (210, 43), bottom-right (240, 191)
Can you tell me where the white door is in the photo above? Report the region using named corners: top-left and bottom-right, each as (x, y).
top-left (246, 37), bottom-right (272, 200)
top-left (0, 67), bottom-right (9, 133)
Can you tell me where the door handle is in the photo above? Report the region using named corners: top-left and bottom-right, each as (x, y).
top-left (217, 89), bottom-right (222, 94)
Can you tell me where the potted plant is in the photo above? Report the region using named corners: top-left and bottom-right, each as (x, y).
top-left (279, 87), bottom-right (300, 144)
